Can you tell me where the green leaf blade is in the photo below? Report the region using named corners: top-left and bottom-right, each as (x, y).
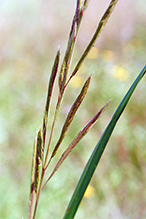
top-left (63, 65), bottom-right (146, 219)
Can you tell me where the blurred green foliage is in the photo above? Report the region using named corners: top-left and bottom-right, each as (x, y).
top-left (0, 1), bottom-right (146, 218)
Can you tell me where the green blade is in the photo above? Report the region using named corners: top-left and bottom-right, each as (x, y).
top-left (63, 65), bottom-right (146, 219)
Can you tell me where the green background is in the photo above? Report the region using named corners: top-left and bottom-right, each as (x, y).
top-left (0, 0), bottom-right (146, 218)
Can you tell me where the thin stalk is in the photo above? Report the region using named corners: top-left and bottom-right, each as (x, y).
top-left (28, 189), bottom-right (35, 219)
top-left (43, 98), bottom-right (61, 169)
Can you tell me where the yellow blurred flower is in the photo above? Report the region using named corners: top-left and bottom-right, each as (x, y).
top-left (84, 185), bottom-right (95, 198)
top-left (112, 66), bottom-right (129, 82)
top-left (78, 63), bottom-right (86, 74)
top-left (87, 47), bottom-right (99, 59)
top-left (69, 75), bottom-right (84, 88)
top-left (123, 39), bottom-right (143, 54)
top-left (101, 50), bottom-right (115, 62)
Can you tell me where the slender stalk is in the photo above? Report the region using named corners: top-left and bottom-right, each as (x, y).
top-left (28, 189), bottom-right (35, 219)
top-left (43, 98), bottom-right (61, 169)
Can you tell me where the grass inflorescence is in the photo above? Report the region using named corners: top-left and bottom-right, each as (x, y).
top-left (28, 1), bottom-right (146, 219)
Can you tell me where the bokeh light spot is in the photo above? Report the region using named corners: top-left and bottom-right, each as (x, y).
top-left (69, 75), bottom-right (84, 88)
top-left (87, 47), bottom-right (99, 59)
top-left (101, 50), bottom-right (116, 63)
top-left (84, 185), bottom-right (95, 198)
top-left (112, 66), bottom-right (129, 82)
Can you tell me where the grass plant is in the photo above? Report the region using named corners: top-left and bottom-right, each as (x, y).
top-left (27, 1), bottom-right (146, 219)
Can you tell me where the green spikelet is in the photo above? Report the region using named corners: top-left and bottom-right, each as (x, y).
top-left (34, 129), bottom-right (43, 193)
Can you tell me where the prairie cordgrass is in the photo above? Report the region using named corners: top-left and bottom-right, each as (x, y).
top-left (26, 1), bottom-right (146, 219)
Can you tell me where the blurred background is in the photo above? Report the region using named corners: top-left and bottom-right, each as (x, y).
top-left (0, 0), bottom-right (146, 218)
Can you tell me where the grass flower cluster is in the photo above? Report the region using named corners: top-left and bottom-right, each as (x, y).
top-left (27, 1), bottom-right (146, 219)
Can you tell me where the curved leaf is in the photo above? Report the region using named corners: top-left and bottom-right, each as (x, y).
top-left (63, 65), bottom-right (146, 219)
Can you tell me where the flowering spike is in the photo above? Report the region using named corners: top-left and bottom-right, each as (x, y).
top-left (43, 100), bottom-right (111, 186)
top-left (51, 76), bottom-right (92, 159)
